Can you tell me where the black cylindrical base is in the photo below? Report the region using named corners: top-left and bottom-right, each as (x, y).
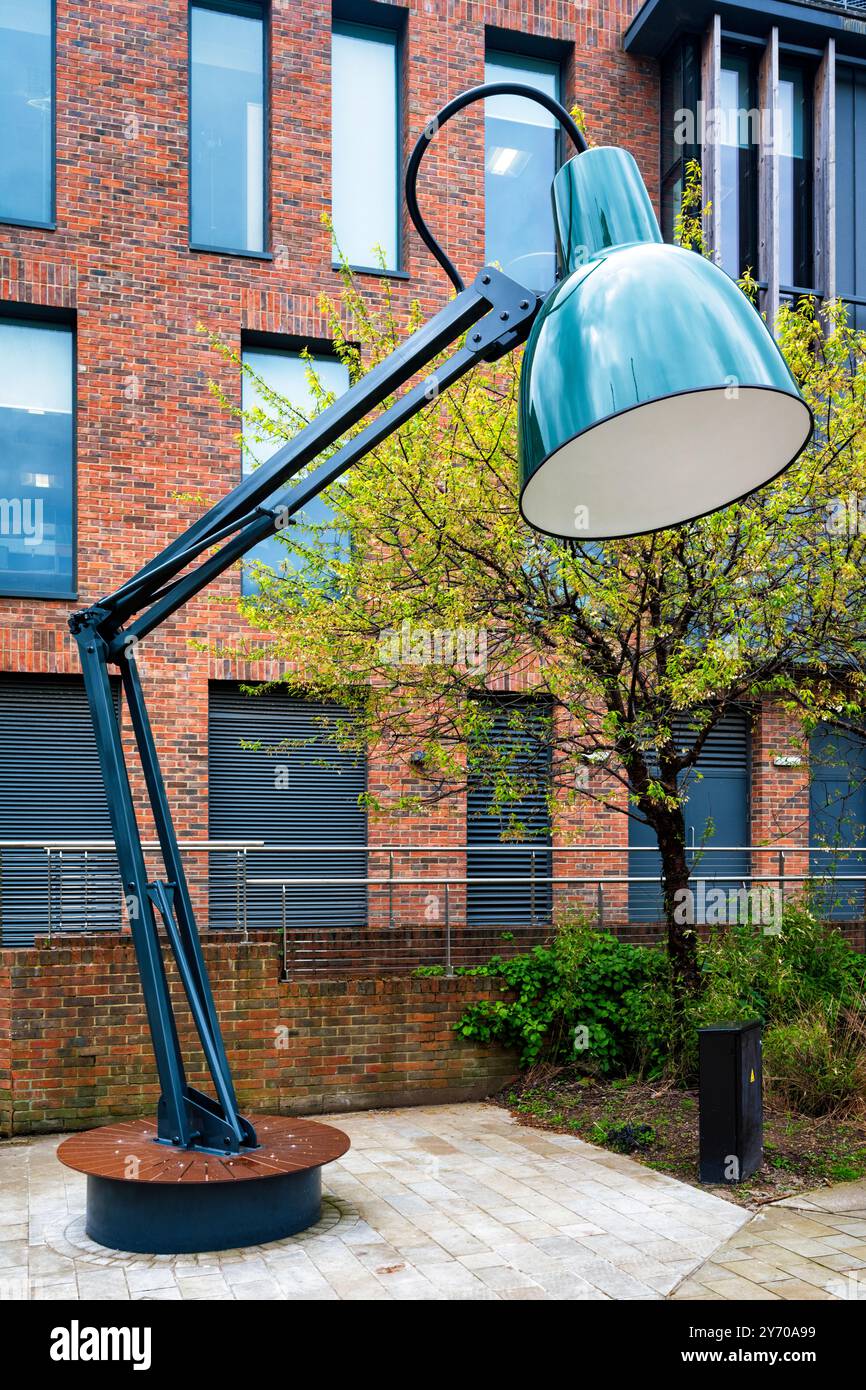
top-left (85, 1165), bottom-right (322, 1254)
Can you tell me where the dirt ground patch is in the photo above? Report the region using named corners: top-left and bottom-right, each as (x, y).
top-left (497, 1070), bottom-right (866, 1208)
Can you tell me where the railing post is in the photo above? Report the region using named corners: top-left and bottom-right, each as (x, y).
top-left (45, 847), bottom-right (52, 944)
top-left (444, 882), bottom-right (453, 977)
top-left (596, 880), bottom-right (604, 929)
top-left (281, 883), bottom-right (287, 980)
top-left (530, 849), bottom-right (536, 927)
top-left (778, 850), bottom-right (785, 910)
top-left (388, 850), bottom-right (394, 930)
top-left (235, 849), bottom-right (242, 935)
top-left (242, 846), bottom-right (249, 942)
top-left (84, 848), bottom-right (89, 932)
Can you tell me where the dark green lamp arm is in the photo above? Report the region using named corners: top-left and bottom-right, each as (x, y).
top-left (104, 269), bottom-right (539, 657)
top-left (68, 84), bottom-right (560, 1156)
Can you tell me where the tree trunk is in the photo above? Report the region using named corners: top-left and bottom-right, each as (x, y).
top-left (656, 822), bottom-right (701, 998)
top-left (643, 803), bottom-right (702, 1077)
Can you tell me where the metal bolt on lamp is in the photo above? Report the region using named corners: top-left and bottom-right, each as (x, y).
top-left (57, 83), bottom-right (812, 1255)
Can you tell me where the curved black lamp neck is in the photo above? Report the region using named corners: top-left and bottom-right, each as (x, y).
top-left (405, 81), bottom-right (588, 293)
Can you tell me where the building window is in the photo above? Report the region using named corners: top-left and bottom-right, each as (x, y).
top-left (484, 50), bottom-right (561, 291)
top-left (241, 344), bottom-right (350, 597)
top-left (0, 0), bottom-right (53, 227)
top-left (0, 317), bottom-right (74, 598)
top-left (718, 51), bottom-right (758, 281)
top-left (189, 1), bottom-right (266, 255)
top-left (659, 36), bottom-right (700, 244)
top-left (778, 62), bottom-right (814, 294)
top-left (331, 22), bottom-right (399, 272)
top-left (837, 65), bottom-right (866, 331)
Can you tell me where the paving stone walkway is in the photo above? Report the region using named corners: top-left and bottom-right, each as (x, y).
top-left (673, 1179), bottom-right (866, 1300)
top-left (0, 1102), bottom-right (747, 1301)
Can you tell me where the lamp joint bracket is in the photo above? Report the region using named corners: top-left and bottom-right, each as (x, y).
top-left (69, 606), bottom-right (112, 639)
top-left (467, 266), bottom-right (542, 361)
top-left (147, 879), bottom-right (176, 909)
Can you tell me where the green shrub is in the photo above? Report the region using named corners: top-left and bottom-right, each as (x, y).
top-left (455, 919), bottom-right (670, 1074)
top-left (765, 899), bottom-right (866, 1014)
top-left (453, 943), bottom-right (567, 1066)
top-left (763, 1003), bottom-right (866, 1117)
top-left (559, 924), bottom-right (671, 1076)
top-left (690, 901), bottom-right (866, 1029)
top-left (457, 901), bottom-right (866, 1098)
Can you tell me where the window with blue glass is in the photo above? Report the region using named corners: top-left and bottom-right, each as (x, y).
top-left (484, 51), bottom-right (561, 291)
top-left (778, 62), bottom-right (814, 295)
top-left (0, 318), bottom-right (74, 598)
top-left (331, 22), bottom-right (399, 271)
top-left (837, 65), bottom-right (866, 331)
top-left (241, 346), bottom-right (349, 597)
top-left (0, 0), bottom-right (53, 227)
top-left (189, 1), bottom-right (266, 255)
top-left (718, 52), bottom-right (758, 281)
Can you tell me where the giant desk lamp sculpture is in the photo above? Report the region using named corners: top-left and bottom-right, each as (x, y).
top-left (56, 85), bottom-right (812, 1254)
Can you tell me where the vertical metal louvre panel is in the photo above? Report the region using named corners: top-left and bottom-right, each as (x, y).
top-left (837, 65), bottom-right (866, 331)
top-left (0, 675), bottom-right (122, 946)
top-left (629, 712), bottom-right (751, 921)
top-left (208, 683), bottom-right (367, 929)
top-left (809, 725), bottom-right (866, 921)
top-left (467, 701), bottom-right (552, 926)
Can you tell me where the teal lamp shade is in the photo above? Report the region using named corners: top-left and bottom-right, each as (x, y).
top-left (518, 148), bottom-right (813, 540)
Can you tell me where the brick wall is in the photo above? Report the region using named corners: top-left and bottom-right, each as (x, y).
top-left (752, 704), bottom-right (811, 897)
top-left (0, 934), bottom-right (519, 1135)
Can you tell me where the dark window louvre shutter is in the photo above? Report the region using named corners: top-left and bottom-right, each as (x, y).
top-left (467, 701), bottom-right (552, 926)
top-left (207, 682), bottom-right (367, 929)
top-left (0, 675), bottom-right (121, 945)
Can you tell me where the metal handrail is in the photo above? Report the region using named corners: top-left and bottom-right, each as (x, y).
top-left (1, 841), bottom-right (863, 950)
top-left (0, 840), bottom-right (264, 850)
top-left (0, 840), bottom-right (860, 853)
top-left (249, 873), bottom-right (866, 886)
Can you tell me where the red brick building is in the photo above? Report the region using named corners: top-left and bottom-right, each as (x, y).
top-left (0, 0), bottom-right (864, 954)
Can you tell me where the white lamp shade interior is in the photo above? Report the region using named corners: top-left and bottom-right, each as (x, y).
top-left (520, 386), bottom-right (813, 540)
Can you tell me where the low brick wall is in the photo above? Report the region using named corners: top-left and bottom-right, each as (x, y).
top-left (0, 934), bottom-right (518, 1135)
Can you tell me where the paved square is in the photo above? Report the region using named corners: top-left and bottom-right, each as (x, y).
top-left (0, 1102), bottom-right (748, 1300)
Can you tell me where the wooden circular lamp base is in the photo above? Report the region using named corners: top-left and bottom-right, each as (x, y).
top-left (57, 1115), bottom-right (351, 1254)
